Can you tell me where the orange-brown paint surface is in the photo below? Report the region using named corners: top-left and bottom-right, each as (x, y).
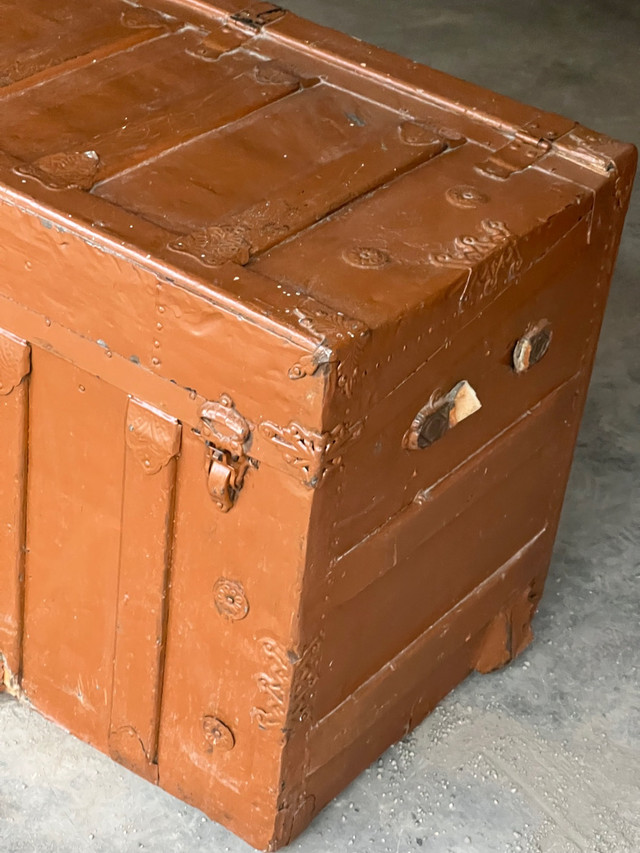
top-left (0, 1), bottom-right (636, 849)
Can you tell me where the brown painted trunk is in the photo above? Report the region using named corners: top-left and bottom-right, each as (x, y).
top-left (0, 1), bottom-right (635, 849)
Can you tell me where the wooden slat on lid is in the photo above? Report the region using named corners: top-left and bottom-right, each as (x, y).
top-left (0, 31), bottom-right (301, 189)
top-left (266, 9), bottom-right (576, 139)
top-left (0, 0), bottom-right (178, 92)
top-left (97, 83), bottom-right (451, 260)
top-left (252, 141), bottom-right (589, 327)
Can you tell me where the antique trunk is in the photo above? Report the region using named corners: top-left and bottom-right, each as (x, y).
top-left (0, 0), bottom-right (635, 849)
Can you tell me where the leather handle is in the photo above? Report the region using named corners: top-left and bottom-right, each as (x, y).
top-left (513, 320), bottom-right (552, 373)
top-left (404, 380), bottom-right (481, 450)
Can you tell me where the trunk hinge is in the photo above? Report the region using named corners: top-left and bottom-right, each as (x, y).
top-left (199, 395), bottom-right (253, 512)
top-left (477, 130), bottom-right (552, 179)
top-left (229, 3), bottom-right (285, 31)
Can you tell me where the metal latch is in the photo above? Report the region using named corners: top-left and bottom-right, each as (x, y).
top-left (199, 395), bottom-right (253, 512)
top-left (477, 131), bottom-right (552, 179)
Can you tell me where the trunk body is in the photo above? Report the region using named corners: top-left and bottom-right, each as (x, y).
top-left (0, 1), bottom-right (635, 848)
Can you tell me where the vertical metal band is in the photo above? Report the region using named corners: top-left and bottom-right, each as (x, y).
top-left (0, 328), bottom-right (31, 692)
top-left (109, 398), bottom-right (181, 781)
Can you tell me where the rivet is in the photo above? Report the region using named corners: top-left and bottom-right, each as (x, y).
top-left (446, 185), bottom-right (489, 209)
top-left (342, 246), bottom-right (391, 269)
top-left (152, 357), bottom-right (160, 366)
top-left (157, 305), bottom-right (165, 313)
top-left (202, 716), bottom-right (235, 751)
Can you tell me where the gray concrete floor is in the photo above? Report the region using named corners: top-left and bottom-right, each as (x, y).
top-left (1, 2), bottom-right (639, 851)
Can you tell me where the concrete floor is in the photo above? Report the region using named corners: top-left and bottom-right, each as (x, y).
top-left (1, 2), bottom-right (639, 851)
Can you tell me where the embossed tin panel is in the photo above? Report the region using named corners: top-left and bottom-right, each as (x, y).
top-left (0, 0), bottom-right (635, 850)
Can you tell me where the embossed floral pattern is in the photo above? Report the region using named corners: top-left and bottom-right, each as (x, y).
top-left (213, 578), bottom-right (249, 621)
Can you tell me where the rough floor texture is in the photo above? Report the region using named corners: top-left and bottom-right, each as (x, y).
top-left (1, 2), bottom-right (639, 851)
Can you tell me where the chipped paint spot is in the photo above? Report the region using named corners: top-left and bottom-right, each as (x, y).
top-left (345, 112), bottom-right (366, 127)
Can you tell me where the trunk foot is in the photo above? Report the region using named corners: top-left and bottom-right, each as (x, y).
top-left (474, 582), bottom-right (541, 674)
